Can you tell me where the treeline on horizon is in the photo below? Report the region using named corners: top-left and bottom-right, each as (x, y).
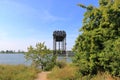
top-left (0, 50), bottom-right (25, 53)
top-left (0, 49), bottom-right (74, 54)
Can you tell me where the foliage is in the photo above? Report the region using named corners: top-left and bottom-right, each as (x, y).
top-left (48, 64), bottom-right (120, 80)
top-left (0, 64), bottom-right (39, 80)
top-left (56, 60), bottom-right (67, 68)
top-left (79, 72), bottom-right (120, 80)
top-left (73, 0), bottom-right (120, 77)
top-left (25, 42), bottom-right (56, 71)
top-left (91, 72), bottom-right (114, 80)
top-left (48, 64), bottom-right (78, 80)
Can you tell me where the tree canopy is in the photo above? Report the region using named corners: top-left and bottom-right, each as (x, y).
top-left (25, 42), bottom-right (55, 71)
top-left (73, 0), bottom-right (120, 76)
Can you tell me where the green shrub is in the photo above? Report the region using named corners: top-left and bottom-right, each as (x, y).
top-left (73, 0), bottom-right (120, 77)
top-left (56, 60), bottom-right (67, 68)
top-left (48, 65), bottom-right (78, 80)
top-left (25, 42), bottom-right (56, 71)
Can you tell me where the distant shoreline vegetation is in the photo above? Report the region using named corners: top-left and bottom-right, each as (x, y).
top-left (0, 50), bottom-right (74, 55)
top-left (0, 50), bottom-right (25, 53)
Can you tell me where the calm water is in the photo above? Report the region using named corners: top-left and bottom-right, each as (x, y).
top-left (0, 53), bottom-right (30, 65)
top-left (0, 53), bottom-right (72, 65)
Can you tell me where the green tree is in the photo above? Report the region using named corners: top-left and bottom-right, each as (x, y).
top-left (25, 42), bottom-right (56, 71)
top-left (73, 0), bottom-right (120, 76)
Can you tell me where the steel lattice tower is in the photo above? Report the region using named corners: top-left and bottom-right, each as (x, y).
top-left (53, 30), bottom-right (66, 55)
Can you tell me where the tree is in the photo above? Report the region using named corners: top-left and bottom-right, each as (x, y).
top-left (73, 0), bottom-right (120, 76)
top-left (25, 42), bottom-right (56, 71)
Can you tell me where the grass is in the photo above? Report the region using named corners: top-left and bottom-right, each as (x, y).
top-left (48, 62), bottom-right (120, 80)
top-left (48, 64), bottom-right (78, 80)
top-left (91, 72), bottom-right (120, 80)
top-left (0, 64), bottom-right (40, 80)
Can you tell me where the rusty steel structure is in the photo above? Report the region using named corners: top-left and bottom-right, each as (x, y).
top-left (53, 30), bottom-right (66, 55)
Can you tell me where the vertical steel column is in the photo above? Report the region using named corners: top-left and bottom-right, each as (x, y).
top-left (53, 37), bottom-right (55, 54)
top-left (53, 37), bottom-right (56, 55)
top-left (59, 42), bottom-right (60, 51)
top-left (58, 41), bottom-right (60, 54)
top-left (53, 38), bottom-right (54, 51)
top-left (64, 37), bottom-right (66, 54)
top-left (62, 40), bottom-right (64, 54)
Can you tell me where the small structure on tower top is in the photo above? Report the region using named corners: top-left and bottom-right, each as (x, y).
top-left (53, 30), bottom-right (66, 55)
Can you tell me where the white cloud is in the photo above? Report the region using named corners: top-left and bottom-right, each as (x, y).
top-left (0, 38), bottom-right (40, 51)
top-left (0, 33), bottom-right (72, 51)
top-left (0, 24), bottom-right (53, 51)
top-left (0, 0), bottom-right (72, 51)
top-left (0, 28), bottom-right (53, 51)
top-left (0, 0), bottom-right (64, 23)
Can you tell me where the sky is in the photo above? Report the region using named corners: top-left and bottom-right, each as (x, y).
top-left (0, 0), bottom-right (98, 51)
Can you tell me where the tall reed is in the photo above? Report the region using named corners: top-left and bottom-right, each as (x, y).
top-left (0, 64), bottom-right (39, 80)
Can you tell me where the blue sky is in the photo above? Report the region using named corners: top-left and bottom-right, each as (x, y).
top-left (0, 0), bottom-right (98, 51)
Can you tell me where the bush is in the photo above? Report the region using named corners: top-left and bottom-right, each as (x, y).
top-left (48, 64), bottom-right (78, 80)
top-left (56, 60), bottom-right (67, 68)
top-left (25, 42), bottom-right (56, 71)
top-left (73, 0), bottom-right (120, 77)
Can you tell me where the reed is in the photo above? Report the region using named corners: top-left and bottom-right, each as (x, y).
top-left (0, 64), bottom-right (39, 80)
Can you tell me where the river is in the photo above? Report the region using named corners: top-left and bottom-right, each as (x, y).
top-left (0, 53), bottom-right (72, 65)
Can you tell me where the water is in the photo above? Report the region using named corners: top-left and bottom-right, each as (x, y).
top-left (57, 56), bottom-right (72, 63)
top-left (0, 53), bottom-right (30, 65)
top-left (0, 53), bottom-right (72, 65)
